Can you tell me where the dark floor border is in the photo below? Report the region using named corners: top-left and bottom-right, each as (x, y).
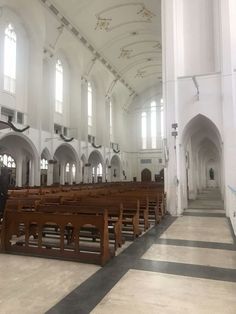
top-left (187, 207), bottom-right (224, 211)
top-left (46, 216), bottom-right (176, 314)
top-left (187, 207), bottom-right (223, 210)
top-left (184, 212), bottom-right (225, 217)
top-left (134, 259), bottom-right (236, 283)
top-left (155, 238), bottom-right (236, 251)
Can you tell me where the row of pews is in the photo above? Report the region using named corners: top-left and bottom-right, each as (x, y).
top-left (0, 182), bottom-right (166, 266)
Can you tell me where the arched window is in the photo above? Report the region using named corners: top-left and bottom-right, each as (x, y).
top-left (55, 59), bottom-right (63, 113)
top-left (4, 24), bottom-right (16, 94)
top-left (109, 100), bottom-right (113, 139)
top-left (92, 166), bottom-right (95, 181)
top-left (0, 154), bottom-right (16, 168)
top-left (97, 163), bottom-right (103, 176)
top-left (88, 82), bottom-right (93, 130)
top-left (65, 162), bottom-right (70, 173)
top-left (72, 164), bottom-right (76, 181)
top-left (141, 112), bottom-right (147, 149)
top-left (160, 98), bottom-right (164, 139)
top-left (40, 158), bottom-right (48, 170)
top-left (151, 101), bottom-right (157, 149)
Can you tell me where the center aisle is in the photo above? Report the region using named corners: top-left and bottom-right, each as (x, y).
top-left (48, 190), bottom-right (236, 314)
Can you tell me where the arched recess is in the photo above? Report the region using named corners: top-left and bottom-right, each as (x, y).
top-left (180, 114), bottom-right (223, 208)
top-left (40, 148), bottom-right (51, 186)
top-left (0, 133), bottom-right (39, 187)
top-left (88, 150), bottom-right (104, 183)
top-left (53, 144), bottom-right (79, 185)
top-left (110, 155), bottom-right (121, 182)
top-left (141, 168), bottom-right (152, 182)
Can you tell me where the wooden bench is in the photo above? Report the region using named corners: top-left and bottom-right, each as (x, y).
top-left (63, 197), bottom-right (141, 239)
top-left (0, 207), bottom-right (113, 266)
top-left (36, 203), bottom-right (123, 250)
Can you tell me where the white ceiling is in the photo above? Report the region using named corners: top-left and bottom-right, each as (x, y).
top-left (45, 0), bottom-right (162, 96)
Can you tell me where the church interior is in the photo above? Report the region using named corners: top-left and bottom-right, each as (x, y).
top-left (0, 0), bottom-right (236, 313)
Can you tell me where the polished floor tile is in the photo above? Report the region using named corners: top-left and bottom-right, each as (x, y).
top-left (92, 269), bottom-right (236, 314)
top-left (0, 254), bottom-right (99, 314)
top-left (141, 244), bottom-right (236, 269)
top-left (160, 216), bottom-right (233, 244)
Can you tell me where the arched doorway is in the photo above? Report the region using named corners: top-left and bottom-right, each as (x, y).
top-left (0, 133), bottom-right (39, 187)
top-left (88, 150), bottom-right (104, 183)
top-left (181, 114), bottom-right (223, 206)
top-left (141, 168), bottom-right (152, 182)
top-left (110, 155), bottom-right (121, 182)
top-left (53, 144), bottom-right (79, 185)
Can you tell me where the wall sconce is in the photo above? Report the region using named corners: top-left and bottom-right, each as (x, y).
top-left (192, 76), bottom-right (199, 101)
top-left (171, 131), bottom-right (178, 137)
top-left (171, 123), bottom-right (178, 138)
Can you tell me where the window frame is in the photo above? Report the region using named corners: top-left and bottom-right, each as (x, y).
top-left (3, 23), bottom-right (17, 94)
top-left (88, 81), bottom-right (93, 131)
top-left (55, 59), bottom-right (63, 114)
top-left (141, 111), bottom-right (147, 149)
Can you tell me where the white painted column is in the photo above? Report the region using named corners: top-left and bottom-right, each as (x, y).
top-left (16, 156), bottom-right (23, 187)
top-left (47, 163), bottom-right (53, 186)
top-left (219, 0), bottom-right (236, 224)
top-left (60, 163), bottom-right (65, 185)
top-left (162, 0), bottom-right (182, 215)
top-left (75, 162), bottom-right (80, 184)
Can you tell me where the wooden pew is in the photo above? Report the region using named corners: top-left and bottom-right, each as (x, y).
top-left (0, 207), bottom-right (113, 266)
top-left (36, 203), bottom-right (123, 250)
top-left (63, 197), bottom-right (141, 239)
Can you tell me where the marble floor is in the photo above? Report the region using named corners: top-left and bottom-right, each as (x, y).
top-left (1, 188), bottom-right (236, 314)
top-left (92, 270), bottom-right (236, 314)
top-left (0, 255), bottom-right (99, 314)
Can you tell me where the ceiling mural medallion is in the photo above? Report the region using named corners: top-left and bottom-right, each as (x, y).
top-left (137, 6), bottom-right (156, 21)
top-left (119, 48), bottom-right (133, 59)
top-left (153, 42), bottom-right (162, 49)
top-left (95, 17), bottom-right (112, 31)
top-left (135, 70), bottom-right (146, 79)
top-left (95, 3), bottom-right (156, 32)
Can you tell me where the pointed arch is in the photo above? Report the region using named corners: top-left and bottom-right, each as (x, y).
top-left (182, 114), bottom-right (222, 148)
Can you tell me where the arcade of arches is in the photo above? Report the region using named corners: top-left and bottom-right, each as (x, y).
top-left (0, 0), bottom-right (236, 313)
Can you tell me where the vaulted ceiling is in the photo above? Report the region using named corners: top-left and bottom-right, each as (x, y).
top-left (41, 0), bottom-right (162, 97)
